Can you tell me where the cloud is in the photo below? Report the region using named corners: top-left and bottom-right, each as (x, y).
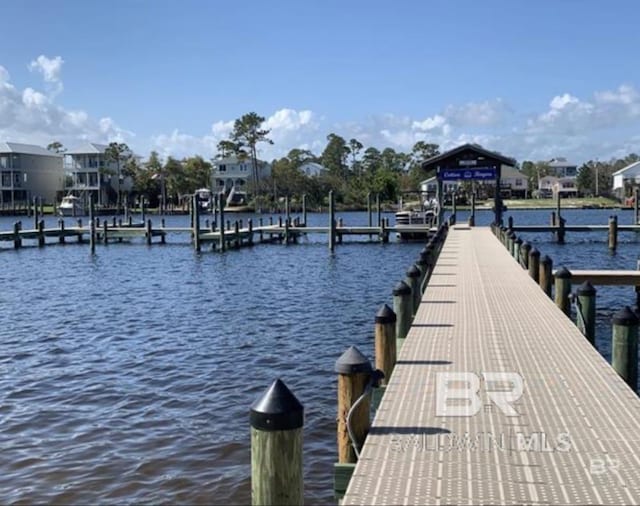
top-left (0, 56), bottom-right (134, 149)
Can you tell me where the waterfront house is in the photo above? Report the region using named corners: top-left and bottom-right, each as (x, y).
top-left (211, 156), bottom-right (272, 192)
top-left (537, 158), bottom-right (579, 198)
top-left (297, 161), bottom-right (327, 177)
top-left (0, 142), bottom-right (64, 207)
top-left (65, 142), bottom-right (133, 207)
top-left (612, 160), bottom-right (640, 199)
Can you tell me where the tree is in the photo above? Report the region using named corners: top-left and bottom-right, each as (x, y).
top-left (183, 156), bottom-right (212, 190)
top-left (230, 112), bottom-right (273, 193)
top-left (362, 147), bottom-right (382, 175)
top-left (104, 142), bottom-right (132, 212)
top-left (146, 151), bottom-right (165, 211)
top-left (348, 138), bottom-right (364, 174)
top-left (321, 133), bottom-right (349, 178)
top-left (216, 140), bottom-right (242, 158)
top-left (47, 141), bottom-right (65, 153)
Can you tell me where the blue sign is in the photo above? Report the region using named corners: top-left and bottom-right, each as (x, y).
top-left (440, 167), bottom-right (496, 181)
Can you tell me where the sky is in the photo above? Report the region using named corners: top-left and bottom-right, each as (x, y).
top-left (2, 0), bottom-right (640, 165)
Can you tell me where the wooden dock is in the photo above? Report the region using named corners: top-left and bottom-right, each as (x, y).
top-left (342, 226), bottom-right (640, 505)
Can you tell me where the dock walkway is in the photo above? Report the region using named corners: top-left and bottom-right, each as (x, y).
top-left (343, 226), bottom-right (640, 505)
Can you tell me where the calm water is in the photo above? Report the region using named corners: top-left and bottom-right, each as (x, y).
top-left (1, 208), bottom-right (638, 503)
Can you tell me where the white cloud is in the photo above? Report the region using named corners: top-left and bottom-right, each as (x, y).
top-left (28, 55), bottom-right (64, 83)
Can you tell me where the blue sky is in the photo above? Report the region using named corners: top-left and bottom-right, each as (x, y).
top-left (2, 0), bottom-right (640, 164)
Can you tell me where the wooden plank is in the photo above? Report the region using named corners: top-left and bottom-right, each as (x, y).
top-left (342, 226), bottom-right (640, 505)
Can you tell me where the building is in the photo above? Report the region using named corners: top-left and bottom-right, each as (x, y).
top-left (65, 142), bottom-right (133, 207)
top-left (0, 142), bottom-right (64, 206)
top-left (548, 157), bottom-right (578, 178)
top-left (211, 156), bottom-right (272, 192)
top-left (297, 161), bottom-right (327, 177)
top-left (537, 158), bottom-right (579, 198)
top-left (612, 160), bottom-right (640, 199)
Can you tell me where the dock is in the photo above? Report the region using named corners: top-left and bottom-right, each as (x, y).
top-left (342, 225), bottom-right (640, 505)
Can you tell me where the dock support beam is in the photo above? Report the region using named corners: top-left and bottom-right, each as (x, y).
top-left (250, 379), bottom-right (304, 506)
top-left (612, 307), bottom-right (638, 389)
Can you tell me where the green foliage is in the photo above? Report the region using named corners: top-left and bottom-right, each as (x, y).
top-left (229, 112), bottom-right (273, 192)
top-left (47, 141), bottom-right (65, 153)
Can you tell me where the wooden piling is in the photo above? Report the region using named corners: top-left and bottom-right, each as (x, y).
top-left (103, 220), bottom-right (108, 244)
top-left (59, 219), bottom-right (65, 243)
top-left (13, 222), bottom-right (21, 249)
top-left (469, 192), bottom-right (475, 226)
top-left (540, 255), bottom-right (553, 297)
top-left (374, 305), bottom-right (396, 386)
top-left (329, 190), bottom-right (336, 252)
top-left (146, 219), bottom-right (152, 245)
top-left (219, 192), bottom-right (226, 252)
top-left (367, 192), bottom-right (372, 228)
top-left (285, 196), bottom-right (290, 244)
top-left (234, 220), bottom-right (240, 248)
top-left (550, 211), bottom-right (556, 227)
top-left (612, 307), bottom-right (638, 389)
top-left (608, 215), bottom-right (618, 252)
top-left (520, 242), bottom-right (531, 269)
top-left (250, 379), bottom-right (304, 506)
top-left (248, 218), bottom-right (254, 246)
top-left (576, 281), bottom-right (596, 346)
top-left (376, 193), bottom-right (381, 227)
top-left (528, 248), bottom-right (540, 283)
top-left (33, 197), bottom-right (38, 230)
top-left (405, 265), bottom-right (421, 316)
top-left (393, 280), bottom-right (413, 350)
top-left (513, 237), bottom-right (522, 261)
top-left (507, 216), bottom-right (513, 231)
top-left (635, 187), bottom-right (639, 224)
top-left (89, 197), bottom-right (95, 252)
top-left (335, 346), bottom-right (372, 464)
top-left (302, 194), bottom-right (307, 226)
top-left (557, 217), bottom-right (566, 244)
top-left (193, 195), bottom-right (201, 252)
top-left (555, 266), bottom-right (572, 317)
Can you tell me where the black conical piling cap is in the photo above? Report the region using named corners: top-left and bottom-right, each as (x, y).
top-left (406, 265), bottom-right (421, 278)
top-left (555, 266), bottom-right (572, 279)
top-left (540, 254), bottom-right (552, 265)
top-left (521, 241), bottom-right (531, 251)
top-left (250, 378), bottom-right (304, 431)
top-left (393, 280), bottom-right (412, 296)
top-left (515, 237), bottom-right (523, 245)
top-left (577, 281), bottom-right (596, 296)
top-left (375, 304), bottom-right (397, 324)
top-left (335, 345), bottom-right (372, 374)
top-left (613, 306), bottom-right (639, 327)
top-left (416, 254), bottom-right (428, 266)
top-left (529, 247), bottom-right (540, 258)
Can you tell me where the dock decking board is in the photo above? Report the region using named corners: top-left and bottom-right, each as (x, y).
top-left (342, 226), bottom-right (640, 505)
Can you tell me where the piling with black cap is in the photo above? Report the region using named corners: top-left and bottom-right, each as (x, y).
top-left (416, 250), bottom-right (430, 292)
top-left (406, 264), bottom-right (422, 315)
top-left (89, 196), bottom-right (95, 252)
top-left (540, 255), bottom-right (553, 297)
top-left (218, 191), bottom-right (226, 252)
top-left (612, 307), bottom-right (638, 389)
top-left (193, 195), bottom-right (201, 252)
top-left (375, 304), bottom-right (397, 385)
top-left (329, 190), bottom-right (336, 252)
top-left (557, 216), bottom-right (566, 244)
top-left (528, 248), bottom-right (540, 283)
top-left (513, 237), bottom-right (522, 261)
top-left (13, 221), bottom-right (22, 249)
top-left (576, 281), bottom-right (597, 346)
top-left (507, 216), bottom-right (513, 231)
top-left (469, 192), bottom-right (475, 226)
top-left (146, 219), bottom-right (152, 246)
top-left (37, 219), bottom-right (45, 247)
top-left (335, 346), bottom-right (372, 463)
top-left (555, 266), bottom-right (572, 316)
top-left (58, 218), bottom-right (65, 244)
top-left (393, 280), bottom-right (413, 349)
top-left (250, 378), bottom-right (304, 505)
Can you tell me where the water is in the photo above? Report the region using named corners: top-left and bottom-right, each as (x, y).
top-left (1, 208), bottom-right (638, 503)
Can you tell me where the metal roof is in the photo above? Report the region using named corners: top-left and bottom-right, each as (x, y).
top-left (0, 142), bottom-right (61, 157)
top-left (65, 142), bottom-right (109, 155)
top-left (612, 160), bottom-right (640, 176)
top-left (421, 143), bottom-right (517, 171)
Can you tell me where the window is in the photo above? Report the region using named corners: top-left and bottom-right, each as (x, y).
top-left (89, 173), bottom-right (98, 186)
top-left (0, 156), bottom-right (7, 169)
top-left (218, 164), bottom-right (226, 172)
top-left (218, 180), bottom-right (225, 186)
top-left (1, 172), bottom-right (10, 186)
top-left (14, 172), bottom-right (21, 187)
top-left (11, 155), bottom-right (20, 169)
top-left (515, 179), bottom-right (523, 186)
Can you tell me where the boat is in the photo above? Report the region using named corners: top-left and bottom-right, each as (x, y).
top-left (395, 198), bottom-right (438, 240)
top-left (194, 188), bottom-right (213, 211)
top-left (224, 186), bottom-right (254, 213)
top-left (58, 195), bottom-right (84, 216)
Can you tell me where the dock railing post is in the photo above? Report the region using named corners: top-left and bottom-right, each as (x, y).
top-left (576, 281), bottom-right (597, 346)
top-left (335, 346), bottom-right (372, 464)
top-left (555, 267), bottom-right (572, 316)
top-left (405, 265), bottom-right (421, 316)
top-left (219, 191), bottom-right (226, 252)
top-left (608, 215), bottom-right (618, 252)
top-left (250, 379), bottom-right (304, 506)
top-left (329, 190), bottom-right (336, 252)
top-left (393, 280), bottom-right (413, 350)
top-left (540, 255), bottom-right (553, 297)
top-left (375, 305), bottom-right (396, 386)
top-left (612, 307), bottom-right (639, 389)
top-left (528, 248), bottom-right (540, 283)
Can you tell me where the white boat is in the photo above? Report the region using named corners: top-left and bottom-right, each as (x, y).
top-left (395, 198), bottom-right (438, 240)
top-left (58, 195), bottom-right (84, 216)
top-left (194, 188), bottom-right (213, 211)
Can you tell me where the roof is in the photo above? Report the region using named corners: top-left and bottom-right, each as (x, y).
top-left (612, 160), bottom-right (640, 177)
top-left (421, 143), bottom-right (517, 171)
top-left (548, 157), bottom-right (576, 168)
top-left (213, 156), bottom-right (269, 166)
top-left (65, 142), bottom-right (109, 155)
top-left (501, 165), bottom-right (526, 179)
top-left (0, 142), bottom-right (61, 157)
